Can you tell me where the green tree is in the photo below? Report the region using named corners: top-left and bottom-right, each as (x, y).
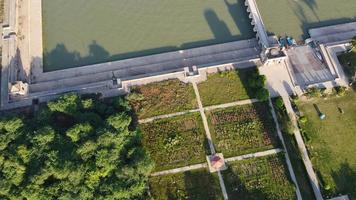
top-left (0, 94), bottom-right (153, 200)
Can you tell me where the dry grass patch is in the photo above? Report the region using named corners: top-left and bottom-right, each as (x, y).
top-left (129, 79), bottom-right (197, 119)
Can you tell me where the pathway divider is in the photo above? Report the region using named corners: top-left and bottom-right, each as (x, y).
top-left (151, 148), bottom-right (283, 177)
top-left (192, 82), bottom-right (215, 154)
top-left (268, 98), bottom-right (303, 200)
top-left (225, 148), bottom-right (282, 162)
top-left (139, 99), bottom-right (258, 124)
top-left (281, 96), bottom-right (324, 200)
top-left (138, 109), bottom-right (200, 124)
top-left (150, 163), bottom-right (207, 177)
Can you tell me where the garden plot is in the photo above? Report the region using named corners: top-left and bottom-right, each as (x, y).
top-left (149, 169), bottom-right (223, 200)
top-left (207, 102), bottom-right (279, 157)
top-left (198, 68), bottom-right (257, 106)
top-left (140, 113), bottom-right (208, 171)
top-left (223, 154), bottom-right (297, 200)
top-left (128, 79), bottom-right (197, 119)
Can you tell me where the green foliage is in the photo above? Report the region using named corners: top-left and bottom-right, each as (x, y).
top-left (306, 87), bottom-right (324, 98)
top-left (351, 36), bottom-right (356, 49)
top-left (66, 123), bottom-right (93, 142)
top-left (126, 93), bottom-right (145, 102)
top-left (335, 86), bottom-right (347, 97)
top-left (299, 116), bottom-right (308, 124)
top-left (0, 94), bottom-right (153, 199)
top-left (256, 88), bottom-right (270, 102)
top-left (275, 97), bottom-right (284, 110)
top-left (48, 93), bottom-right (80, 114)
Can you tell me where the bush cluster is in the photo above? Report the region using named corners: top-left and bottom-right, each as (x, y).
top-left (0, 94), bottom-right (153, 200)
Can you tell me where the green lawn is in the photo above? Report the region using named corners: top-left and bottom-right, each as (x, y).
top-left (140, 113), bottom-right (209, 171)
top-left (256, 0), bottom-right (356, 40)
top-left (149, 169), bottom-right (223, 200)
top-left (272, 98), bottom-right (315, 200)
top-left (298, 91), bottom-right (356, 198)
top-left (206, 102), bottom-right (280, 158)
top-left (222, 154), bottom-right (296, 200)
top-left (42, 0), bottom-right (254, 71)
top-left (129, 79), bottom-right (197, 119)
top-left (198, 68), bottom-right (256, 106)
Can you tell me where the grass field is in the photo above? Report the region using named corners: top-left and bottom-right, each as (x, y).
top-left (129, 79), bottom-right (197, 119)
top-left (149, 168), bottom-right (223, 200)
top-left (298, 91), bottom-right (356, 198)
top-left (198, 68), bottom-right (256, 106)
top-left (42, 0), bottom-right (254, 71)
top-left (222, 154), bottom-right (296, 200)
top-left (256, 0), bottom-right (356, 40)
top-left (206, 102), bottom-right (279, 158)
top-left (140, 113), bottom-right (209, 171)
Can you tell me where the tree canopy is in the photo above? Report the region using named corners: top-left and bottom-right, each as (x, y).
top-left (0, 94), bottom-right (153, 200)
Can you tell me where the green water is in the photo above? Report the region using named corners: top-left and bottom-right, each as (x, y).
top-left (256, 0), bottom-right (356, 40)
top-left (42, 0), bottom-right (254, 71)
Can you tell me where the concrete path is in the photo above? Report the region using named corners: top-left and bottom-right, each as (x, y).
top-left (225, 148), bottom-right (282, 162)
top-left (218, 172), bottom-right (229, 200)
top-left (192, 82), bottom-right (216, 154)
top-left (204, 99), bottom-right (258, 111)
top-left (138, 109), bottom-right (200, 124)
top-left (150, 163), bottom-right (207, 177)
top-left (282, 96), bottom-right (324, 200)
top-left (268, 98), bottom-right (303, 200)
top-left (139, 99), bottom-right (257, 124)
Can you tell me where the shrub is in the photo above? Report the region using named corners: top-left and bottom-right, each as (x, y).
top-left (306, 87), bottom-right (323, 98)
top-left (299, 116), bottom-right (308, 124)
top-left (335, 86), bottom-right (347, 96)
top-left (256, 88), bottom-right (270, 102)
top-left (275, 97), bottom-right (284, 110)
top-left (126, 93), bottom-right (145, 102)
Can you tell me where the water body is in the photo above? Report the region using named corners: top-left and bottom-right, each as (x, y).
top-left (42, 0), bottom-right (254, 71)
top-left (256, 0), bottom-right (356, 40)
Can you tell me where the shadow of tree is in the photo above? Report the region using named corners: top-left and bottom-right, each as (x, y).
top-left (330, 161), bottom-right (356, 198)
top-left (222, 162), bottom-right (287, 200)
top-left (183, 170), bottom-right (221, 200)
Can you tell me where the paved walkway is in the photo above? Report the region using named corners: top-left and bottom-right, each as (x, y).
top-left (268, 98), bottom-right (302, 200)
top-left (138, 109), bottom-right (200, 124)
top-left (139, 98), bottom-right (258, 124)
top-left (225, 148), bottom-right (282, 162)
top-left (151, 148), bottom-right (283, 177)
top-left (150, 163), bottom-right (207, 177)
top-left (282, 96), bottom-right (323, 200)
top-left (192, 82), bottom-right (216, 154)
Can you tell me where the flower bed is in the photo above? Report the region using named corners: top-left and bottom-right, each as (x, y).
top-left (207, 102), bottom-right (279, 157)
top-left (223, 154), bottom-right (296, 200)
top-left (128, 79), bottom-right (197, 119)
top-left (140, 113), bottom-right (208, 171)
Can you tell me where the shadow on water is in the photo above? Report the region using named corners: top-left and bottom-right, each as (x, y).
top-left (223, 0), bottom-right (254, 38)
top-left (204, 9), bottom-right (232, 41)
